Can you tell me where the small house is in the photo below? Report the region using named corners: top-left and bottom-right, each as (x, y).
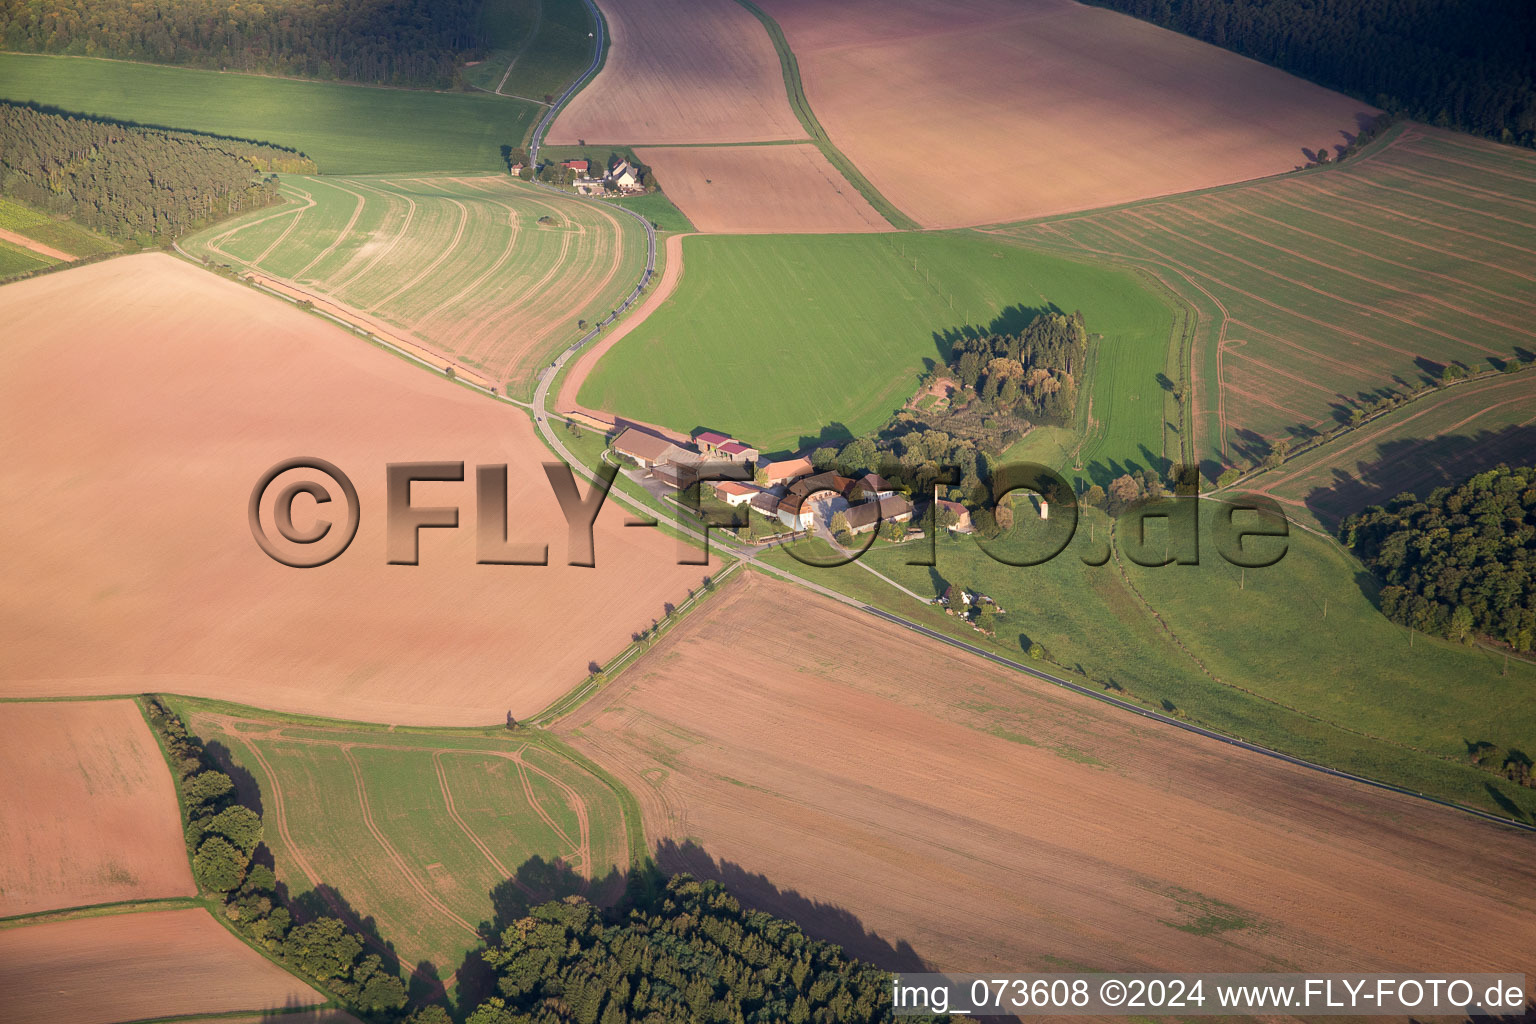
top-left (712, 480), bottom-right (761, 506)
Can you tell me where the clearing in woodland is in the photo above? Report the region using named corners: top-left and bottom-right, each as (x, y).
top-left (0, 907), bottom-right (329, 1024)
top-left (180, 700), bottom-right (634, 987)
top-left (999, 124), bottom-right (1536, 482)
top-left (547, 0), bottom-right (805, 144)
top-left (560, 571), bottom-right (1536, 972)
top-left (756, 0), bottom-right (1374, 228)
top-left (633, 145), bottom-right (890, 234)
top-left (0, 256), bottom-right (714, 726)
top-left (182, 174), bottom-right (648, 394)
top-left (0, 699), bottom-right (195, 918)
top-left (462, 0), bottom-right (596, 102)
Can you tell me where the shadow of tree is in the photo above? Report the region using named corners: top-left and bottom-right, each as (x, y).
top-left (1303, 424), bottom-right (1536, 526)
top-left (653, 838), bottom-right (931, 971)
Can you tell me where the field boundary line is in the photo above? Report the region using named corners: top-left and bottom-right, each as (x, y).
top-left (729, 0), bottom-right (921, 230)
top-left (0, 896), bottom-right (203, 929)
top-left (746, 563), bottom-right (1536, 835)
top-left (291, 177), bottom-right (369, 281)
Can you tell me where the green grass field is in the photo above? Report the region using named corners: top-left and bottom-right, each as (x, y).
top-left (0, 53), bottom-right (539, 173)
top-left (178, 702), bottom-right (635, 988)
top-left (759, 501), bottom-right (1536, 822)
top-left (464, 0), bottom-right (597, 102)
top-left (0, 198), bottom-right (119, 258)
top-left (0, 239), bottom-right (56, 279)
top-left (182, 173), bottom-right (646, 391)
top-left (1001, 124), bottom-right (1536, 482)
top-left (579, 231), bottom-right (1174, 463)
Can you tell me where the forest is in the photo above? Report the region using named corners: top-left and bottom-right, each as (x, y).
top-left (440, 875), bottom-right (923, 1024)
top-left (0, 104), bottom-right (310, 242)
top-left (0, 0), bottom-right (485, 88)
top-left (1342, 464), bottom-right (1536, 652)
top-left (1087, 0), bottom-right (1536, 145)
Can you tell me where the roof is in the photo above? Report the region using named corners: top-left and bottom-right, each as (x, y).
top-left (562, 158), bottom-right (589, 169)
top-left (718, 441), bottom-right (752, 455)
top-left (762, 456), bottom-right (814, 482)
top-left (779, 472), bottom-right (855, 515)
top-left (712, 480), bottom-right (759, 497)
top-left (749, 492), bottom-right (781, 513)
top-left (845, 494), bottom-right (915, 530)
top-left (850, 473), bottom-right (895, 498)
top-left (696, 431), bottom-right (730, 446)
top-left (613, 427), bottom-right (685, 463)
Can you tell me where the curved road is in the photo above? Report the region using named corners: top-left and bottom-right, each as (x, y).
top-left (518, 1), bottom-right (1532, 836)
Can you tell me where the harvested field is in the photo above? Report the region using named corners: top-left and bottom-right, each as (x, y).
top-left (633, 144), bottom-right (888, 233)
top-left (0, 907), bottom-right (327, 1024)
top-left (547, 0), bottom-right (805, 144)
top-left (561, 572), bottom-right (1536, 971)
top-left (1253, 372), bottom-right (1536, 528)
top-left (0, 255), bottom-right (713, 725)
top-left (0, 700), bottom-right (194, 918)
top-left (182, 174), bottom-right (647, 394)
top-left (1000, 124), bottom-right (1536, 480)
top-left (758, 0), bottom-right (1373, 228)
top-left (184, 705), bottom-right (633, 979)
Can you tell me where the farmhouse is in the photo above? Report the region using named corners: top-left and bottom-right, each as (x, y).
top-left (759, 456), bottom-right (814, 487)
top-left (562, 158), bottom-right (592, 177)
top-left (934, 498), bottom-right (974, 533)
top-left (612, 427), bottom-right (690, 468)
top-left (712, 480), bottom-right (761, 506)
top-left (844, 494), bottom-right (914, 534)
top-left (777, 471), bottom-right (855, 529)
top-left (748, 492), bottom-right (781, 518)
top-left (850, 473), bottom-right (896, 501)
top-left (694, 431), bottom-right (760, 463)
top-left (607, 159), bottom-right (642, 190)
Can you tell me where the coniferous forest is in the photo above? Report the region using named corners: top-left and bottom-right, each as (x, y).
top-left (452, 876), bottom-right (913, 1024)
top-left (1086, 0), bottom-right (1536, 145)
top-left (1343, 464), bottom-right (1536, 651)
top-left (0, 0), bottom-right (486, 88)
top-left (0, 103), bottom-right (313, 242)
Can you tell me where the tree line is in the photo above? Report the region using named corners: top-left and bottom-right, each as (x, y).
top-left (1342, 463), bottom-right (1536, 654)
top-left (144, 698), bottom-right (934, 1023)
top-left (142, 698), bottom-right (410, 1016)
top-left (1, 103), bottom-right (311, 242)
top-left (1086, 0), bottom-right (1536, 146)
top-left (0, 0), bottom-right (485, 88)
top-left (430, 874), bottom-right (936, 1024)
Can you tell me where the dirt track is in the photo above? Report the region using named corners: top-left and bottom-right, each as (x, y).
top-left (759, 0), bottom-right (1374, 227)
top-left (0, 227), bottom-right (75, 262)
top-left (0, 255), bottom-right (713, 725)
top-left (557, 232), bottom-right (689, 420)
top-left (0, 908), bottom-right (327, 1024)
top-left (561, 572), bottom-right (1536, 972)
top-left (0, 700), bottom-right (195, 917)
top-left (548, 0), bottom-right (805, 144)
top-left (635, 145), bottom-right (890, 233)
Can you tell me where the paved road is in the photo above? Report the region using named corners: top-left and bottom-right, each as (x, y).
top-left (516, 1), bottom-right (1533, 835)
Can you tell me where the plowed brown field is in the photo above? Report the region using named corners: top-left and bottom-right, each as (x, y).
top-left (0, 700), bottom-right (194, 917)
top-left (633, 145), bottom-right (889, 233)
top-left (561, 572), bottom-right (1536, 971)
top-left (547, 0), bottom-right (805, 144)
top-left (0, 256), bottom-right (714, 725)
top-left (0, 908), bottom-right (327, 1024)
top-left (758, 0), bottom-right (1375, 227)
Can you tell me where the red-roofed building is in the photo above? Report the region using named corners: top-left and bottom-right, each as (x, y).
top-left (760, 456), bottom-right (814, 487)
top-left (562, 159), bottom-right (591, 176)
top-left (711, 480), bottom-right (761, 506)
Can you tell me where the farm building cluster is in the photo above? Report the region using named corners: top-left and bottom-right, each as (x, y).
top-left (610, 425), bottom-right (969, 538)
